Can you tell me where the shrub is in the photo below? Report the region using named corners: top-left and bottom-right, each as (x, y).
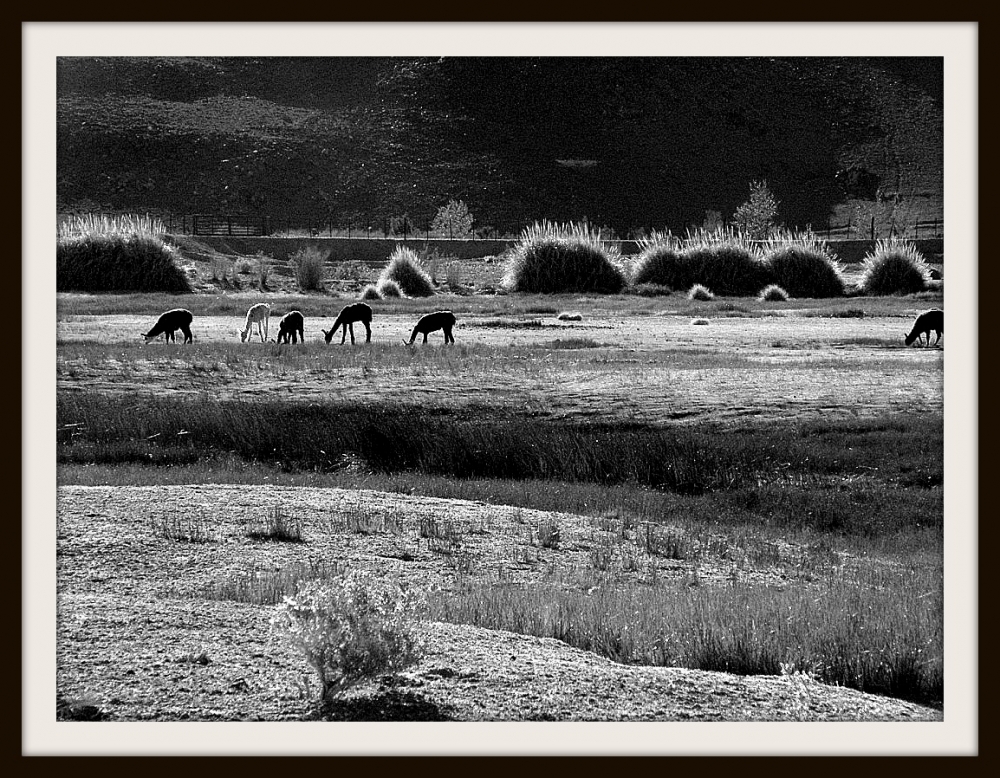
top-left (732, 180), bottom-right (780, 239)
top-left (379, 246), bottom-right (435, 297)
top-left (859, 239), bottom-right (932, 295)
top-left (431, 199), bottom-right (474, 238)
top-left (360, 284), bottom-right (381, 301)
top-left (271, 573), bottom-right (423, 701)
top-left (375, 278), bottom-right (402, 298)
top-left (764, 241), bottom-right (845, 298)
top-left (503, 221), bottom-right (627, 294)
top-left (255, 252), bottom-right (273, 291)
top-left (688, 284), bottom-right (715, 301)
top-left (758, 284), bottom-right (790, 302)
top-left (57, 232), bottom-right (193, 293)
top-left (291, 245), bottom-right (327, 292)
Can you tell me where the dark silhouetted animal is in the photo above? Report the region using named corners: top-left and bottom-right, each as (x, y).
top-left (403, 310), bottom-right (456, 345)
top-left (239, 302), bottom-right (271, 342)
top-left (276, 311), bottom-right (305, 344)
top-left (142, 309), bottom-right (193, 344)
top-left (905, 309), bottom-right (944, 347)
top-left (322, 302), bottom-right (372, 344)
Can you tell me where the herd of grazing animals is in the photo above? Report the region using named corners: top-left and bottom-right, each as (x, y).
top-left (140, 305), bottom-right (943, 349)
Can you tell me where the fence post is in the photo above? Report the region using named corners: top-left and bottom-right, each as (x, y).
top-left (870, 216), bottom-right (875, 241)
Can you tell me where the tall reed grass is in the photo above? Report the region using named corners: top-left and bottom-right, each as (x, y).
top-left (428, 566), bottom-right (943, 708)
top-left (503, 221), bottom-right (627, 294)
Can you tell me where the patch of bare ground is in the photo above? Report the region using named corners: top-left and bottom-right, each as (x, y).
top-left (57, 485), bottom-right (942, 722)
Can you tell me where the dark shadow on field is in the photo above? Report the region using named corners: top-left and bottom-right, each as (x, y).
top-left (309, 689), bottom-right (456, 721)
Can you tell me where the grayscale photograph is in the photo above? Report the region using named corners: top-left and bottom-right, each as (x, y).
top-left (29, 21), bottom-right (977, 756)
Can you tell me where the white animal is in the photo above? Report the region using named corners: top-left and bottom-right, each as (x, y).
top-left (239, 303), bottom-right (271, 343)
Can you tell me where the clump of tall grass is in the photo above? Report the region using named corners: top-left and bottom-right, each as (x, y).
top-left (428, 568), bottom-right (943, 708)
top-left (291, 245), bottom-right (327, 292)
top-left (763, 236), bottom-right (845, 298)
top-left (758, 284), bottom-right (790, 302)
top-left (859, 239), bottom-right (933, 295)
top-left (631, 244), bottom-right (692, 290)
top-left (503, 221), bottom-right (627, 294)
top-left (378, 246), bottom-right (435, 297)
top-left (59, 212), bottom-right (166, 238)
top-left (246, 505), bottom-right (303, 542)
top-left (360, 284), bottom-right (382, 301)
top-left (57, 225), bottom-right (193, 293)
top-left (271, 573), bottom-right (423, 702)
top-left (688, 284), bottom-right (715, 301)
top-left (376, 279), bottom-right (402, 298)
top-left (679, 229), bottom-right (772, 296)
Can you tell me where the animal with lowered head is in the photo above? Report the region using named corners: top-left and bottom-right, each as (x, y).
top-left (905, 308), bottom-right (944, 347)
top-left (403, 310), bottom-right (457, 345)
top-left (276, 311), bottom-right (305, 344)
top-left (239, 302), bottom-right (271, 343)
top-left (142, 309), bottom-right (193, 344)
top-left (322, 302), bottom-right (373, 344)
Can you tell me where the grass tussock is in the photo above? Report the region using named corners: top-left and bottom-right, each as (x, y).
top-left (379, 246), bottom-right (436, 297)
top-left (57, 231), bottom-right (193, 293)
top-left (688, 284), bottom-right (715, 302)
top-left (758, 284), bottom-right (790, 302)
top-left (860, 239), bottom-right (933, 296)
top-left (503, 221), bottom-right (627, 294)
top-left (633, 229), bottom-right (770, 296)
top-left (360, 284), bottom-right (382, 300)
top-left (290, 245), bottom-right (327, 292)
top-left (375, 278), bottom-right (403, 298)
top-left (763, 238), bottom-right (845, 298)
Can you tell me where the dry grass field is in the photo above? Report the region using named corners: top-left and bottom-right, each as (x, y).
top-left (54, 249), bottom-right (946, 730)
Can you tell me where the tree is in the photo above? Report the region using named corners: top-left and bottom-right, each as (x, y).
top-left (732, 180), bottom-right (780, 239)
top-left (431, 198), bottom-right (474, 237)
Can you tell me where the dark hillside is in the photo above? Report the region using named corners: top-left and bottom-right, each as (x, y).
top-left (56, 56), bottom-right (942, 236)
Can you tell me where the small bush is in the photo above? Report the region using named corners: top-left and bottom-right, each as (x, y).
top-left (860, 239), bottom-right (932, 295)
top-left (557, 311), bottom-right (583, 321)
top-left (764, 241), bottom-right (844, 298)
top-left (376, 278), bottom-right (402, 298)
top-left (291, 245), bottom-right (327, 292)
top-left (360, 284), bottom-right (382, 301)
top-left (503, 221), bottom-right (627, 294)
top-left (758, 284), bottom-right (790, 302)
top-left (255, 252), bottom-right (273, 291)
top-left (57, 233), bottom-right (193, 293)
top-left (688, 284), bottom-right (715, 301)
top-left (379, 246), bottom-right (435, 297)
top-left (732, 180), bottom-right (780, 239)
top-left (431, 199), bottom-right (474, 238)
top-left (272, 573), bottom-right (423, 702)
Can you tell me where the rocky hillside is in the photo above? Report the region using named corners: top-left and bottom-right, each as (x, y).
top-left (56, 56), bottom-right (943, 236)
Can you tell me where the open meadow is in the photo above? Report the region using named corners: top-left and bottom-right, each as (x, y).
top-left (55, 265), bottom-right (945, 722)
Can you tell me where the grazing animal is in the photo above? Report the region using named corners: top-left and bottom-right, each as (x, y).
top-left (275, 311), bottom-right (305, 344)
top-left (403, 310), bottom-right (456, 345)
top-left (904, 308), bottom-right (944, 347)
top-left (322, 302), bottom-right (373, 344)
top-left (142, 309), bottom-right (193, 344)
top-left (239, 302), bottom-right (271, 343)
